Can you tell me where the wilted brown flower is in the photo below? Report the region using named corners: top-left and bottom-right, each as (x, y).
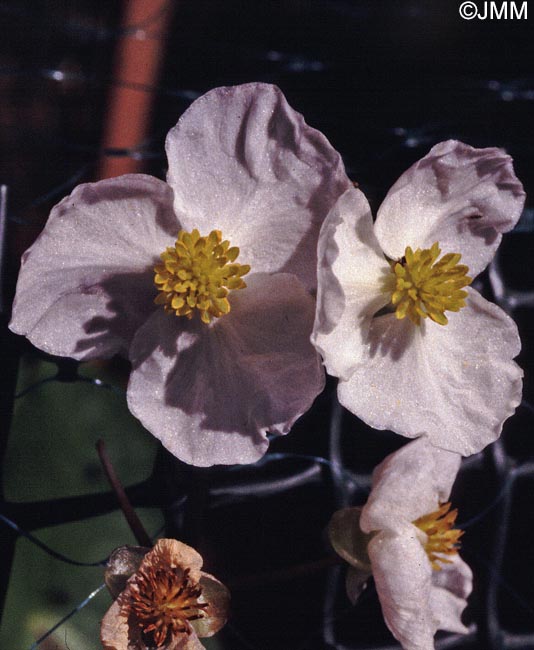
top-left (101, 539), bottom-right (230, 650)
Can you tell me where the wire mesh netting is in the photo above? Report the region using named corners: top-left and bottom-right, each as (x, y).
top-left (1, 1), bottom-right (534, 649)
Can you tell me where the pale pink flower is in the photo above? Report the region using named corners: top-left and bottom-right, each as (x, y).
top-left (10, 83), bottom-right (350, 466)
top-left (361, 438), bottom-right (472, 650)
top-left (313, 140), bottom-right (525, 455)
top-left (329, 438), bottom-right (472, 650)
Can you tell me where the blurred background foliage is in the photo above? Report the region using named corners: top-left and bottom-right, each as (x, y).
top-left (3, 357), bottom-right (161, 647)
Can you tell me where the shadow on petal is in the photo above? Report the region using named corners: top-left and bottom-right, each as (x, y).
top-left (127, 274), bottom-right (323, 465)
top-left (74, 267), bottom-right (159, 358)
top-left (161, 313), bottom-right (313, 437)
top-left (367, 313), bottom-right (415, 362)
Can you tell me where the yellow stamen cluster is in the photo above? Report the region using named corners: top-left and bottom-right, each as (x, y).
top-left (389, 242), bottom-right (472, 326)
top-left (130, 566), bottom-right (208, 647)
top-left (154, 229), bottom-right (250, 324)
top-left (413, 502), bottom-right (464, 571)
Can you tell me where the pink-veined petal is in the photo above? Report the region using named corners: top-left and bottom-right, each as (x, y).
top-left (375, 140), bottom-right (525, 277)
top-left (312, 187), bottom-right (391, 380)
top-left (368, 531), bottom-right (435, 650)
top-left (10, 175), bottom-right (179, 360)
top-left (337, 288), bottom-right (522, 456)
top-left (127, 273), bottom-right (324, 467)
top-left (360, 438), bottom-right (461, 533)
top-left (166, 83), bottom-right (350, 291)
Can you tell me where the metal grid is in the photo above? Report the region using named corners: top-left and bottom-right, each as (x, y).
top-left (1, 2), bottom-right (533, 648)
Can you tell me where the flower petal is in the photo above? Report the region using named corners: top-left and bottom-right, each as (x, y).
top-left (101, 586), bottom-right (140, 650)
top-left (191, 573), bottom-right (230, 638)
top-left (312, 187), bottom-right (391, 380)
top-left (432, 553), bottom-right (472, 601)
top-left (127, 273), bottom-right (324, 466)
top-left (430, 554), bottom-right (472, 634)
top-left (140, 539), bottom-right (203, 580)
top-left (374, 140), bottom-right (525, 276)
top-left (166, 83), bottom-right (350, 290)
top-left (368, 531), bottom-right (435, 650)
top-left (360, 438), bottom-right (461, 533)
top-left (337, 288), bottom-right (522, 456)
top-left (10, 175), bottom-right (178, 360)
top-left (105, 545), bottom-right (151, 599)
top-left (171, 634), bottom-right (205, 650)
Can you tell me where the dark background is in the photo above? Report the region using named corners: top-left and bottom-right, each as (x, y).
top-left (1, 1), bottom-right (533, 648)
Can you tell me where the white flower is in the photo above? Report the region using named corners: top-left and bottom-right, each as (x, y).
top-left (360, 437), bottom-right (472, 650)
top-left (9, 83), bottom-right (350, 466)
top-left (312, 140), bottom-right (525, 455)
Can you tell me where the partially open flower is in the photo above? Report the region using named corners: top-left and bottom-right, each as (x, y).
top-left (10, 83), bottom-right (350, 466)
top-left (313, 140), bottom-right (525, 455)
top-left (359, 438), bottom-right (471, 650)
top-left (101, 539), bottom-right (230, 650)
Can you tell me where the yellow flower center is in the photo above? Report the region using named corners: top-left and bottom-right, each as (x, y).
top-left (413, 502), bottom-right (463, 571)
top-left (388, 242), bottom-right (472, 326)
top-left (130, 566), bottom-right (208, 646)
top-left (154, 229), bottom-right (250, 324)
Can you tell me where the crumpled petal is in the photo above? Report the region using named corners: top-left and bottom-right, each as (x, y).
top-left (166, 83), bottom-right (351, 291)
top-left (368, 530), bottom-right (471, 650)
top-left (368, 531), bottom-right (435, 650)
top-left (127, 273), bottom-right (324, 466)
top-left (360, 438), bottom-right (461, 533)
top-left (105, 545), bottom-right (150, 599)
top-left (430, 555), bottom-right (472, 634)
top-left (140, 539), bottom-right (203, 581)
top-left (191, 573), bottom-right (231, 638)
top-left (374, 140), bottom-right (525, 277)
top-left (432, 553), bottom-right (473, 601)
top-left (312, 187), bottom-right (391, 380)
top-left (428, 586), bottom-right (469, 636)
top-left (10, 175), bottom-right (178, 360)
top-left (100, 586), bottom-right (141, 650)
top-left (337, 288), bottom-right (522, 456)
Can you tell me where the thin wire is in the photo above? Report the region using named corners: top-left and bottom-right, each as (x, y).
top-left (7, 164), bottom-right (91, 226)
top-left (15, 375), bottom-right (60, 399)
top-left (28, 583), bottom-right (106, 650)
top-left (458, 474), bottom-right (514, 529)
top-left (15, 373), bottom-right (125, 399)
top-left (467, 548), bottom-right (534, 619)
top-left (247, 450), bottom-right (367, 490)
top-left (0, 513), bottom-right (108, 567)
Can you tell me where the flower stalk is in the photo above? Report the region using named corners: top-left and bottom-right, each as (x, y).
top-left (96, 438), bottom-right (152, 548)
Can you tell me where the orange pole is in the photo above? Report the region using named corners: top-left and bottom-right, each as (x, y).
top-left (97, 0), bottom-right (174, 179)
